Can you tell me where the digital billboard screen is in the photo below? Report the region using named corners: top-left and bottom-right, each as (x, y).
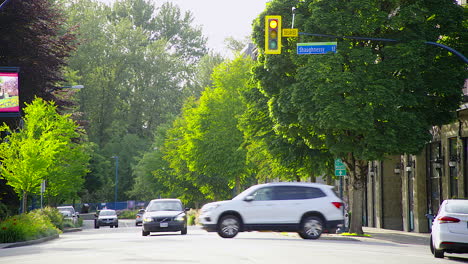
top-left (0, 72), bottom-right (19, 113)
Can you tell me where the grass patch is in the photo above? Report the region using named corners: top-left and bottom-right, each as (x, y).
top-left (340, 232), bottom-right (372, 237)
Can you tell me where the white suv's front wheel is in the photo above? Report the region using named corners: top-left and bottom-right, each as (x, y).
top-left (218, 215), bottom-right (240, 238)
top-left (299, 216), bottom-right (323, 239)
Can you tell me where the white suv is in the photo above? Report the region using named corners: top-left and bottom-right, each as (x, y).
top-left (199, 182), bottom-right (344, 239)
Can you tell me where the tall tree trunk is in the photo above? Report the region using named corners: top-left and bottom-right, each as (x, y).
top-left (345, 153), bottom-right (368, 235)
top-left (310, 171), bottom-right (316, 183)
top-left (22, 191), bottom-right (28, 214)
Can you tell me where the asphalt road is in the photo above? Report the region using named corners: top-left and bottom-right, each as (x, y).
top-left (0, 220), bottom-right (467, 264)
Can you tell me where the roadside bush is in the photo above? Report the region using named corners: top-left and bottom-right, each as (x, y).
top-left (118, 210), bottom-right (138, 219)
top-left (40, 206), bottom-right (64, 230)
top-left (62, 217), bottom-right (83, 228)
top-left (187, 209), bottom-right (199, 226)
top-left (0, 209), bottom-right (61, 243)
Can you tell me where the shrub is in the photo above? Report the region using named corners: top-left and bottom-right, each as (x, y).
top-left (118, 210), bottom-right (138, 219)
top-left (187, 209), bottom-right (199, 226)
top-left (0, 216), bottom-right (25, 242)
top-left (0, 209), bottom-right (61, 243)
top-left (40, 206), bottom-right (64, 230)
top-left (26, 210), bottom-right (61, 238)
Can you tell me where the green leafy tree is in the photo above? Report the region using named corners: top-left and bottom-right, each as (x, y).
top-left (0, 0), bottom-right (79, 209)
top-left (64, 0), bottom-right (209, 202)
top-left (252, 0), bottom-right (466, 234)
top-left (187, 52), bottom-right (225, 98)
top-left (0, 98), bottom-right (90, 212)
top-left (0, 0), bottom-right (77, 113)
top-left (163, 57), bottom-right (254, 200)
top-left (238, 76), bottom-right (335, 182)
top-left (160, 103), bottom-right (208, 205)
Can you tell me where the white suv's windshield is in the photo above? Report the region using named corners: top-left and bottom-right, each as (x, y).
top-left (232, 185), bottom-right (260, 200)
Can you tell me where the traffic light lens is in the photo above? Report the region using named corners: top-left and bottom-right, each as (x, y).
top-left (269, 20), bottom-right (278, 29)
top-left (269, 30), bottom-right (277, 39)
top-left (269, 40), bottom-right (277, 49)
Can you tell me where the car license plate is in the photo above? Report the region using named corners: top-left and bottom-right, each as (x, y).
top-left (160, 222), bottom-right (168, 228)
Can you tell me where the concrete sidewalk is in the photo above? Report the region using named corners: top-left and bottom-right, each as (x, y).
top-left (0, 227), bottom-right (81, 249)
top-left (317, 227), bottom-right (431, 245)
top-left (361, 227), bottom-right (430, 245)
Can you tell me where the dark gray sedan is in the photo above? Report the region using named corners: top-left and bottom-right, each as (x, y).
top-left (142, 199), bottom-right (188, 236)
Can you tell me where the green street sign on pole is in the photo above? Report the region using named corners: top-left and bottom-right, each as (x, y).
top-left (335, 158), bottom-right (347, 176)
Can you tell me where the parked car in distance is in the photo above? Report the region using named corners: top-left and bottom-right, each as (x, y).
top-left (199, 182), bottom-right (344, 239)
top-left (95, 209), bottom-right (119, 228)
top-left (142, 199), bottom-right (189, 236)
top-left (136, 209), bottom-right (145, 226)
top-left (430, 199), bottom-right (468, 258)
top-left (57, 206), bottom-right (79, 224)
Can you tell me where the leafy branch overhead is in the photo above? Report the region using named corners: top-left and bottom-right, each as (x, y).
top-left (251, 0), bottom-right (466, 234)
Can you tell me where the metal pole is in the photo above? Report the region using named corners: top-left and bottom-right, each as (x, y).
top-left (0, 0), bottom-right (13, 11)
top-left (291, 7), bottom-right (296, 29)
top-left (113, 156), bottom-right (118, 210)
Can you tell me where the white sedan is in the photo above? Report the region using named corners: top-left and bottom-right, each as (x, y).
top-left (430, 199), bottom-right (468, 258)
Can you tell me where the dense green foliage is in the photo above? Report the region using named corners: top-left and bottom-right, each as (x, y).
top-left (64, 0), bottom-right (210, 202)
top-left (0, 0), bottom-right (78, 113)
top-left (130, 57), bottom-right (256, 204)
top-left (0, 98), bottom-right (90, 210)
top-left (3, 0), bottom-right (462, 226)
top-left (0, 0), bottom-right (79, 209)
top-left (251, 0), bottom-right (466, 233)
top-left (0, 207), bottom-right (62, 243)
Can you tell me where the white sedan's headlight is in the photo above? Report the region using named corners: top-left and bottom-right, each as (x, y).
top-left (175, 214), bottom-right (186, 221)
top-left (143, 217), bottom-right (153, 222)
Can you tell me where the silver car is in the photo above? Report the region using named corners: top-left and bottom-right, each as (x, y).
top-left (57, 206), bottom-right (79, 224)
top-left (95, 209), bottom-right (119, 228)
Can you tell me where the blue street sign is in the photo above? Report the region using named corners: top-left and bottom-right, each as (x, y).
top-left (297, 42), bottom-right (337, 55)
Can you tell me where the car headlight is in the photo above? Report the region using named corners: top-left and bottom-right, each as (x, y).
top-left (143, 217), bottom-right (153, 222)
top-left (175, 214), bottom-right (186, 221)
top-left (201, 204), bottom-right (220, 213)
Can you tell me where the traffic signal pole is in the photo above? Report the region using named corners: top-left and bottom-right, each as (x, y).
top-left (0, 0), bottom-right (13, 11)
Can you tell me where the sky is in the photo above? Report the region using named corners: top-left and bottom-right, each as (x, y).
top-left (99, 0), bottom-right (269, 56)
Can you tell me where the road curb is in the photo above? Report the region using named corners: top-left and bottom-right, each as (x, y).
top-left (0, 227), bottom-right (82, 249)
top-left (63, 227), bottom-right (82, 233)
top-left (0, 234), bottom-right (59, 249)
top-left (280, 232), bottom-right (361, 241)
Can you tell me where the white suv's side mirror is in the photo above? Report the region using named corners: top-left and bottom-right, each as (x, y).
top-left (244, 196), bottom-right (254, 202)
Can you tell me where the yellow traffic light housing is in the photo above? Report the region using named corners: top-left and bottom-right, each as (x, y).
top-left (265, 15), bottom-right (282, 54)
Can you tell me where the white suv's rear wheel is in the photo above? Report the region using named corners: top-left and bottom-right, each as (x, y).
top-left (299, 216), bottom-right (323, 239)
top-left (218, 215), bottom-right (240, 238)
